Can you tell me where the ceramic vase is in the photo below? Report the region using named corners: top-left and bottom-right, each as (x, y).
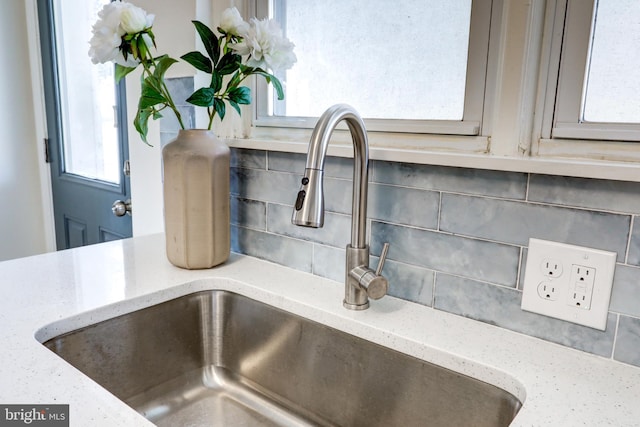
top-left (162, 129), bottom-right (230, 269)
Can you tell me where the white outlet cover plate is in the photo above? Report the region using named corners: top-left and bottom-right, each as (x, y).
top-left (521, 238), bottom-right (617, 330)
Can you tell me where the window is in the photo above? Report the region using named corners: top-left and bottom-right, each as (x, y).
top-left (226, 0), bottom-right (640, 180)
top-left (548, 0), bottom-right (640, 142)
top-left (51, 0), bottom-right (124, 183)
top-left (254, 0), bottom-right (495, 136)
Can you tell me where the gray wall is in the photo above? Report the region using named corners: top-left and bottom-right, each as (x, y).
top-left (230, 148), bottom-right (640, 369)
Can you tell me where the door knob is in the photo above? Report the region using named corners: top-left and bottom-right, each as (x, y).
top-left (112, 199), bottom-right (132, 217)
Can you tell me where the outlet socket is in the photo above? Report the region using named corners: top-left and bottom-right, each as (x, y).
top-left (568, 265), bottom-right (595, 309)
top-left (537, 281), bottom-right (559, 300)
top-left (521, 238), bottom-right (616, 330)
top-left (541, 259), bottom-right (563, 277)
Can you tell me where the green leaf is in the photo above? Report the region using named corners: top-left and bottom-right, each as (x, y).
top-left (153, 56), bottom-right (178, 80)
top-left (229, 99), bottom-right (241, 116)
top-left (115, 64), bottom-right (137, 83)
top-left (253, 70), bottom-right (285, 100)
top-left (138, 79), bottom-right (166, 109)
top-left (225, 71), bottom-right (243, 91)
top-left (186, 87), bottom-right (216, 107)
top-left (211, 71), bottom-right (223, 92)
top-left (192, 20), bottom-right (220, 64)
top-left (228, 86), bottom-right (251, 105)
top-left (146, 29), bottom-right (157, 49)
top-left (180, 51), bottom-right (212, 73)
top-left (134, 108), bottom-right (153, 145)
top-left (238, 64), bottom-right (255, 74)
top-left (213, 98), bottom-right (226, 120)
top-left (216, 52), bottom-right (241, 75)
top-left (270, 76), bottom-right (285, 100)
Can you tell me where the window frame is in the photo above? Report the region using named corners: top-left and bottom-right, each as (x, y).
top-left (221, 0), bottom-right (640, 182)
top-left (252, 0), bottom-right (495, 137)
top-left (543, 0), bottom-right (640, 142)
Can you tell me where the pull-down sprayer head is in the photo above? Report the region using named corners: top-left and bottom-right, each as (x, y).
top-left (292, 168), bottom-right (324, 228)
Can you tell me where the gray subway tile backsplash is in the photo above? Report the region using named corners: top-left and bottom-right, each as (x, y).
top-left (231, 225), bottom-right (313, 273)
top-left (440, 194), bottom-right (631, 260)
top-left (268, 151), bottom-right (354, 180)
top-left (433, 274), bottom-right (617, 357)
top-left (614, 316), bottom-right (640, 366)
top-left (230, 149), bottom-right (267, 170)
top-left (267, 203), bottom-right (351, 248)
top-left (312, 244), bottom-right (345, 283)
top-left (528, 175), bottom-right (640, 214)
top-left (323, 178), bottom-right (354, 215)
top-left (230, 197), bottom-right (266, 230)
top-left (229, 148), bottom-right (640, 369)
top-left (381, 259), bottom-right (435, 306)
top-left (372, 161), bottom-right (528, 199)
top-left (609, 264), bottom-right (640, 318)
top-left (369, 183), bottom-right (439, 229)
top-left (628, 217), bottom-right (640, 266)
top-left (370, 221), bottom-right (519, 287)
top-left (231, 167), bottom-right (301, 205)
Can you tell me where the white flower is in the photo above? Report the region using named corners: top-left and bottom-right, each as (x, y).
top-left (231, 17), bottom-right (296, 73)
top-left (88, 1), bottom-right (154, 67)
top-left (219, 7), bottom-right (249, 37)
top-left (120, 3), bottom-right (154, 34)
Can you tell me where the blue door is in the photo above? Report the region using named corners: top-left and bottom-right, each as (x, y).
top-left (38, 0), bottom-right (132, 249)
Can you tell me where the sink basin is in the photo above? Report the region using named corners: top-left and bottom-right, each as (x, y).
top-left (42, 290), bottom-right (521, 426)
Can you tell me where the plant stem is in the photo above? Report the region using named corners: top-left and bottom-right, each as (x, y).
top-left (161, 80), bottom-right (186, 129)
top-left (141, 60), bottom-right (186, 130)
top-left (207, 107), bottom-right (214, 130)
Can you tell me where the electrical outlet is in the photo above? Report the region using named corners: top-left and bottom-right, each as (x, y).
top-left (568, 265), bottom-right (595, 309)
top-left (541, 259), bottom-right (563, 277)
top-left (521, 238), bottom-right (616, 331)
top-left (537, 281), bottom-right (559, 300)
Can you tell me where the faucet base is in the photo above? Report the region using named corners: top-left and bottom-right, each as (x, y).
top-left (343, 300), bottom-right (370, 310)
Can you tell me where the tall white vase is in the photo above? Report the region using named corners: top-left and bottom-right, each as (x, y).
top-left (162, 129), bottom-right (230, 269)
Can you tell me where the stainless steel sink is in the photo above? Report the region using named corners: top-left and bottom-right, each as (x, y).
top-left (43, 290), bottom-right (522, 426)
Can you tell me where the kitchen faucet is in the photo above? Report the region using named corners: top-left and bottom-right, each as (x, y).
top-left (292, 104), bottom-right (390, 310)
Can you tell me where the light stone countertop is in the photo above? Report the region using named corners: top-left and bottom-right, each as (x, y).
top-left (1, 233), bottom-right (639, 426)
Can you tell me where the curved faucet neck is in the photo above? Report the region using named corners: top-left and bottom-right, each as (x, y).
top-left (305, 105), bottom-right (369, 249)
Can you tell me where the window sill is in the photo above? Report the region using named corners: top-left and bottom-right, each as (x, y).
top-left (226, 128), bottom-right (640, 182)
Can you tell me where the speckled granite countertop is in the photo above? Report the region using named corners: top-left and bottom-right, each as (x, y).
top-left (1, 234), bottom-right (638, 426)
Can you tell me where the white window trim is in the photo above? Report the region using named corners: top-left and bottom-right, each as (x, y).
top-left (253, 0), bottom-right (493, 137)
top-left (533, 0), bottom-right (640, 165)
top-left (221, 0), bottom-right (640, 182)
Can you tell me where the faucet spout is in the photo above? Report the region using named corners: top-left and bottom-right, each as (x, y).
top-left (292, 104), bottom-right (389, 310)
top-left (292, 104), bottom-right (369, 248)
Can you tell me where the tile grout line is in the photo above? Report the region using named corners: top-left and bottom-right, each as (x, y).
top-left (431, 271), bottom-right (438, 308)
top-left (516, 247), bottom-right (524, 290)
top-left (611, 314), bottom-right (620, 361)
top-left (624, 215), bottom-right (634, 264)
top-left (437, 191), bottom-right (443, 231)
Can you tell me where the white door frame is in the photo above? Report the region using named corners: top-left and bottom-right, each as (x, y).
top-left (25, 0), bottom-right (56, 253)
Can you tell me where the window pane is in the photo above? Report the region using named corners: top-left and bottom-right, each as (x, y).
top-left (54, 0), bottom-right (120, 183)
top-left (582, 0), bottom-right (640, 123)
top-left (274, 0), bottom-right (472, 120)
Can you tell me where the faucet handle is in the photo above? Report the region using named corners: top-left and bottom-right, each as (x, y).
top-left (375, 242), bottom-right (390, 276)
top-left (355, 243), bottom-right (391, 300)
